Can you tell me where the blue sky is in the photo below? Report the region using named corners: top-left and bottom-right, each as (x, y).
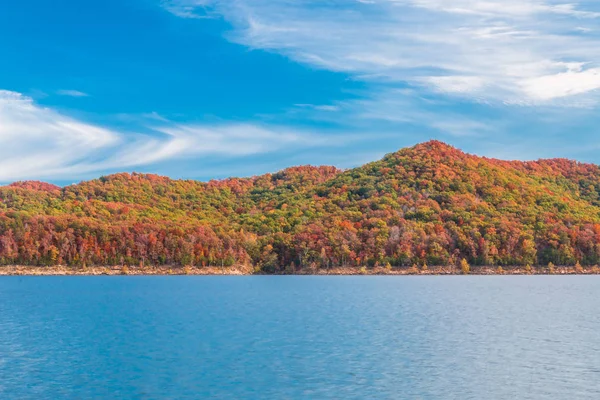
top-left (1, 0), bottom-right (600, 184)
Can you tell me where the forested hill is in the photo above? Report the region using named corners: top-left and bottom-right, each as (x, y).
top-left (2, 140), bottom-right (600, 271)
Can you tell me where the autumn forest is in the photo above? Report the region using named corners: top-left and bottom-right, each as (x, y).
top-left (2, 140), bottom-right (600, 273)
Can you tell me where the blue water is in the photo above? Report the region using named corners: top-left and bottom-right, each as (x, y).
top-left (1, 276), bottom-right (600, 399)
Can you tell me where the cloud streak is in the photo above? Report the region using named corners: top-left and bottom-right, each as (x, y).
top-left (163, 0), bottom-right (600, 106)
top-left (0, 90), bottom-right (332, 181)
top-left (56, 89), bottom-right (89, 97)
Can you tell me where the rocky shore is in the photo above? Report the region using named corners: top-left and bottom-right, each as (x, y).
top-left (0, 265), bottom-right (597, 276)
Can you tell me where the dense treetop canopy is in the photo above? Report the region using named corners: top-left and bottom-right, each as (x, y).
top-left (2, 141), bottom-right (600, 271)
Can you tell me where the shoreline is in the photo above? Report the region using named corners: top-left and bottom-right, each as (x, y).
top-left (0, 265), bottom-right (597, 276)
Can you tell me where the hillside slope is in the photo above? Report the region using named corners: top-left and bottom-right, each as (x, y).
top-left (2, 141), bottom-right (600, 270)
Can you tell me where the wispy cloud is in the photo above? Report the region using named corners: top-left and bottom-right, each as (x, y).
top-left (99, 123), bottom-right (334, 169)
top-left (0, 90), bottom-right (118, 180)
top-left (303, 87), bottom-right (500, 138)
top-left (163, 0), bottom-right (600, 106)
top-left (160, 0), bottom-right (217, 19)
top-left (294, 103), bottom-right (341, 112)
top-left (56, 89), bottom-right (89, 97)
top-left (0, 90), bottom-right (335, 181)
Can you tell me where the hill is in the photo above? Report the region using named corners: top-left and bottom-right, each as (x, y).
top-left (2, 140), bottom-right (600, 272)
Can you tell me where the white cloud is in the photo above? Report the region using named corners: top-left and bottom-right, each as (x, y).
top-left (0, 90), bottom-right (331, 181)
top-left (426, 76), bottom-right (486, 94)
top-left (56, 89), bottom-right (89, 97)
top-left (100, 123), bottom-right (330, 168)
top-left (0, 90), bottom-right (119, 180)
top-left (521, 68), bottom-right (600, 100)
top-left (163, 0), bottom-right (600, 105)
top-left (410, 0), bottom-right (600, 18)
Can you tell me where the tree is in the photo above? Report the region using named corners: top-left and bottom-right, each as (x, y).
top-left (460, 258), bottom-right (470, 275)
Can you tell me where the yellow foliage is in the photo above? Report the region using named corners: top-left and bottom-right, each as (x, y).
top-left (460, 258), bottom-right (470, 275)
top-left (410, 264), bottom-right (419, 274)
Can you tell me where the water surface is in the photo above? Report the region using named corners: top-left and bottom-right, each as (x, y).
top-left (1, 276), bottom-right (599, 399)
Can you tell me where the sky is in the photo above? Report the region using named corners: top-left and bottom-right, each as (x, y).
top-left (1, 0), bottom-right (600, 184)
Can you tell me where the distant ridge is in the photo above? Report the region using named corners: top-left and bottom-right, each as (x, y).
top-left (2, 141), bottom-right (600, 271)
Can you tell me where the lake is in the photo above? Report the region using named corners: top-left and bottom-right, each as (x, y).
top-left (1, 276), bottom-right (599, 399)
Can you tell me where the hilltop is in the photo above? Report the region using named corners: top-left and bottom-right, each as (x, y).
top-left (2, 140), bottom-right (600, 273)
